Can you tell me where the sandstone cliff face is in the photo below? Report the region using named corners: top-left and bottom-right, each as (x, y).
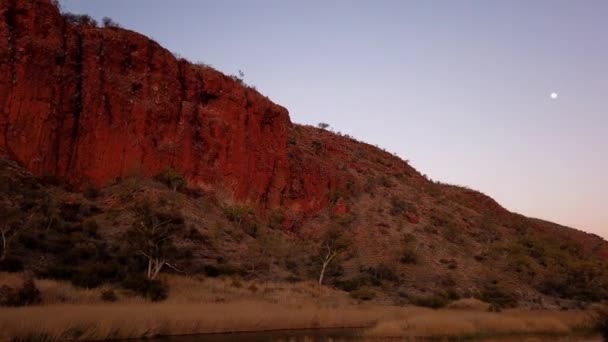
top-left (0, 0), bottom-right (307, 210)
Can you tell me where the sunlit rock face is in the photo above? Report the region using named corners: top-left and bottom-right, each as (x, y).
top-left (0, 0), bottom-right (305, 210)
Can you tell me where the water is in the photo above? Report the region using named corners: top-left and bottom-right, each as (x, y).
top-left (132, 329), bottom-right (603, 342)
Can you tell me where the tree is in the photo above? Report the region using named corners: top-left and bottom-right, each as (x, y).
top-left (127, 201), bottom-right (185, 280)
top-left (318, 227), bottom-right (351, 286)
top-left (0, 202), bottom-right (23, 261)
top-left (317, 122), bottom-right (330, 130)
top-left (156, 168), bottom-right (187, 191)
top-left (102, 16), bottom-right (121, 28)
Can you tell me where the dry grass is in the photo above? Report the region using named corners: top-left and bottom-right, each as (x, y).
top-left (0, 301), bottom-right (387, 341)
top-left (365, 307), bottom-right (594, 339)
top-left (0, 273), bottom-right (597, 341)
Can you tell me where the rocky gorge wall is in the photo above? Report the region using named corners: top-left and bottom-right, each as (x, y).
top-left (0, 0), bottom-right (319, 211)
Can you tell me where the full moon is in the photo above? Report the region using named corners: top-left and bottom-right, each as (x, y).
top-left (550, 92), bottom-right (558, 99)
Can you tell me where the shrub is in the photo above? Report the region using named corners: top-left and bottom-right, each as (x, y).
top-left (0, 256), bottom-right (24, 272)
top-left (203, 263), bottom-right (246, 278)
top-left (411, 293), bottom-right (450, 309)
top-left (400, 247), bottom-right (418, 264)
top-left (594, 306), bottom-right (608, 339)
top-left (350, 287), bottom-right (375, 301)
top-left (335, 278), bottom-right (363, 292)
top-left (311, 140), bottom-right (323, 154)
top-left (121, 274), bottom-right (168, 301)
top-left (223, 206), bottom-right (253, 226)
top-left (268, 210), bottom-right (284, 229)
top-left (1, 277), bottom-right (41, 307)
top-left (389, 196), bottom-right (417, 216)
top-left (146, 280), bottom-right (168, 302)
top-left (155, 168), bottom-right (187, 191)
top-left (479, 284), bottom-right (517, 309)
top-left (244, 220), bottom-right (260, 238)
top-left (17, 277), bottom-right (41, 306)
top-left (0, 285), bottom-right (17, 306)
top-left (63, 13), bottom-right (98, 27)
top-left (83, 186), bottom-right (100, 199)
top-left (317, 122), bottom-right (330, 130)
top-left (100, 289), bottom-right (118, 302)
top-left (102, 16), bottom-right (121, 28)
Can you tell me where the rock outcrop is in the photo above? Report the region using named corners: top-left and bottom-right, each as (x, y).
top-left (0, 0), bottom-right (298, 209)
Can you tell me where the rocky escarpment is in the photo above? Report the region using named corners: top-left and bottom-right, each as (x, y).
top-left (0, 0), bottom-right (319, 211)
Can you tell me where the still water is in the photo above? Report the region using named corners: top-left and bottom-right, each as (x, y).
top-left (132, 329), bottom-right (603, 342)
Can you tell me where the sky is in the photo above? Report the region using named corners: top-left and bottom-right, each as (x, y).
top-left (59, 0), bottom-right (608, 238)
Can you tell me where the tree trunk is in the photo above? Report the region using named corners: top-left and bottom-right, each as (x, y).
top-left (318, 251), bottom-right (336, 286)
top-left (147, 259), bottom-right (153, 279)
top-left (151, 259), bottom-right (164, 280)
top-left (0, 228), bottom-right (7, 261)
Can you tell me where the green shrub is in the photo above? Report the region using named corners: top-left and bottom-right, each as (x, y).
top-left (203, 263), bottom-right (246, 278)
top-left (335, 278), bottom-right (364, 292)
top-left (390, 196), bottom-right (417, 216)
top-left (100, 289), bottom-right (118, 302)
top-left (400, 246), bottom-right (418, 264)
top-left (83, 187), bottom-right (100, 199)
top-left (268, 210), bottom-right (285, 229)
top-left (411, 293), bottom-right (449, 309)
top-left (244, 220), bottom-right (260, 238)
top-left (361, 264), bottom-right (399, 285)
top-left (350, 287), bottom-right (375, 301)
top-left (594, 306), bottom-right (608, 339)
top-left (121, 274), bottom-right (168, 301)
top-left (311, 140), bottom-right (323, 154)
top-left (223, 206), bottom-right (253, 226)
top-left (155, 168), bottom-right (187, 191)
top-left (0, 277), bottom-right (41, 307)
top-left (479, 284), bottom-right (517, 309)
top-left (146, 280), bottom-right (168, 302)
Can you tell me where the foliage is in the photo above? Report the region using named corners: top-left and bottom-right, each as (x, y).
top-left (349, 287), bottom-right (375, 301)
top-left (311, 140), bottom-right (323, 154)
top-left (478, 284), bottom-right (517, 309)
top-left (83, 187), bottom-right (100, 199)
top-left (63, 13), bottom-right (98, 27)
top-left (126, 201), bottom-right (186, 279)
top-left (400, 246), bottom-right (418, 264)
top-left (121, 274), bottom-right (168, 301)
top-left (410, 292), bottom-right (450, 309)
top-left (100, 289), bottom-right (118, 302)
top-left (593, 306), bottom-right (608, 339)
top-left (389, 196), bottom-right (417, 216)
top-left (361, 264), bottom-right (399, 285)
top-left (155, 168), bottom-right (187, 191)
top-left (317, 227), bottom-right (352, 285)
top-left (223, 205), bottom-right (254, 226)
top-left (0, 276), bottom-right (41, 307)
top-left (268, 210), bottom-right (284, 229)
top-left (102, 17), bottom-right (121, 28)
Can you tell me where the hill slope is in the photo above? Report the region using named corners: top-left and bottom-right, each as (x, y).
top-left (1, 0), bottom-right (607, 309)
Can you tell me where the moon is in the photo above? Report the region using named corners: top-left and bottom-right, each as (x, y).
top-left (550, 92), bottom-right (558, 100)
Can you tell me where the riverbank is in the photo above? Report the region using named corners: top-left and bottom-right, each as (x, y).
top-left (0, 302), bottom-right (595, 341)
top-left (0, 273), bottom-right (597, 341)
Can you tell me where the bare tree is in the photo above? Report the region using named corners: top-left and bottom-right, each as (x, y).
top-left (0, 203), bottom-right (22, 261)
top-left (318, 227), bottom-right (351, 286)
top-left (127, 202), bottom-right (185, 280)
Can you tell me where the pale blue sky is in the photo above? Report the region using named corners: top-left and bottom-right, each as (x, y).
top-left (59, 0), bottom-right (608, 238)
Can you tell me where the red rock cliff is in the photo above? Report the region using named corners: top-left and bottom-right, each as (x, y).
top-left (0, 0), bottom-right (300, 209)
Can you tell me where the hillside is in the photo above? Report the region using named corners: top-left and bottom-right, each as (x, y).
top-left (1, 0), bottom-right (607, 310)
